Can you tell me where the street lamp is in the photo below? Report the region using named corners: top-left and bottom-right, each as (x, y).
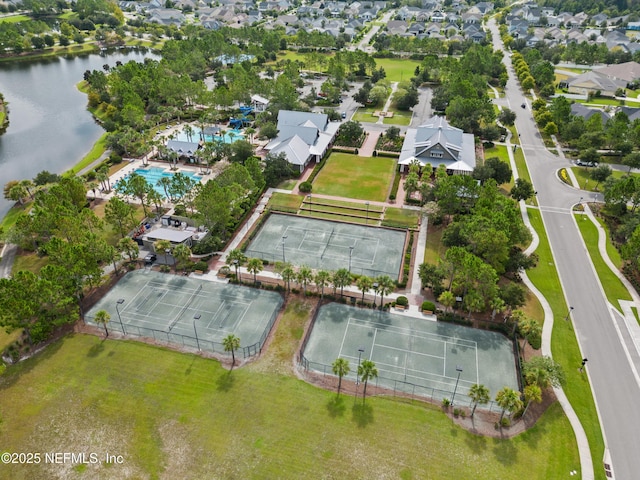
top-left (282, 235), bottom-right (288, 262)
top-left (233, 259), bottom-right (240, 283)
top-left (580, 358), bottom-right (588, 373)
top-left (365, 202), bottom-right (370, 225)
top-left (450, 365), bottom-right (463, 406)
top-left (355, 346), bottom-right (365, 388)
top-left (372, 282), bottom-right (379, 309)
top-left (565, 306), bottom-right (574, 321)
top-left (193, 313), bottom-right (201, 351)
top-left (349, 246), bottom-right (354, 273)
top-left (115, 298), bottom-right (126, 335)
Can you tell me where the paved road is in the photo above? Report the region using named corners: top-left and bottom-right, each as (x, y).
top-left (489, 19), bottom-right (640, 480)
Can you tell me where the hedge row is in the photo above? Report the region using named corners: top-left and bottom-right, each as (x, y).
top-left (389, 168), bottom-right (401, 201)
top-left (307, 148), bottom-right (332, 184)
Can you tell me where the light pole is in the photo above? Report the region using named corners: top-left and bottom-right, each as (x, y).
top-left (365, 202), bottom-right (369, 225)
top-left (372, 282), bottom-right (379, 309)
top-left (565, 306), bottom-right (574, 321)
top-left (193, 313), bottom-right (201, 351)
top-left (115, 298), bottom-right (126, 335)
top-left (282, 235), bottom-right (288, 263)
top-left (579, 358), bottom-right (588, 373)
top-left (450, 365), bottom-right (463, 406)
top-left (356, 347), bottom-right (365, 385)
top-left (349, 246), bottom-right (354, 273)
top-left (233, 259), bottom-right (240, 283)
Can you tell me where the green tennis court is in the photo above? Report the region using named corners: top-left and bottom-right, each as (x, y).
top-left (302, 303), bottom-right (519, 405)
top-left (245, 213), bottom-right (406, 278)
top-left (85, 270), bottom-right (283, 357)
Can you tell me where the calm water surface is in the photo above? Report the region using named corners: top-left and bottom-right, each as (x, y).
top-left (0, 50), bottom-right (159, 219)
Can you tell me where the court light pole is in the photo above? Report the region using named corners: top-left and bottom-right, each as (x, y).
top-left (193, 313), bottom-right (201, 351)
top-left (348, 246), bottom-right (354, 273)
top-left (115, 298), bottom-right (126, 335)
top-left (365, 202), bottom-right (369, 225)
top-left (355, 346), bottom-right (365, 393)
top-left (565, 306), bottom-right (574, 321)
top-left (450, 365), bottom-right (463, 406)
top-left (233, 259), bottom-right (240, 283)
top-left (281, 235), bottom-right (288, 263)
top-left (372, 282), bottom-right (379, 309)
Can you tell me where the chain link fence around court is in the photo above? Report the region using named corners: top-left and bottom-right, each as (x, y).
top-left (298, 355), bottom-right (505, 413)
top-left (95, 300), bottom-right (279, 359)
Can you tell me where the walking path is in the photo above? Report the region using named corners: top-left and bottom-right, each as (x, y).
top-left (358, 131), bottom-right (380, 157)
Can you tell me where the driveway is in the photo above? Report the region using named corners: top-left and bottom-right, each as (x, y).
top-left (489, 18), bottom-right (640, 480)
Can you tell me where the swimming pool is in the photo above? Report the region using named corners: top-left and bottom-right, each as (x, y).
top-left (119, 167), bottom-right (202, 197)
top-left (174, 127), bottom-right (244, 144)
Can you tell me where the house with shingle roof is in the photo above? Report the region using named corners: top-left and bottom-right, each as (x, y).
top-left (570, 103), bottom-right (610, 124)
top-left (567, 71), bottom-right (626, 97)
top-left (594, 61), bottom-right (640, 86)
top-left (398, 116), bottom-right (476, 175)
top-left (264, 110), bottom-right (340, 173)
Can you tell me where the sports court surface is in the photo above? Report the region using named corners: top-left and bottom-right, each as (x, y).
top-left (303, 304), bottom-right (519, 404)
top-left (85, 270), bottom-right (283, 355)
top-left (245, 214), bottom-right (406, 278)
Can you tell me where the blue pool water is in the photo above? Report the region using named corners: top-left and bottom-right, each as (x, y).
top-left (174, 127), bottom-right (244, 144)
top-left (119, 167), bottom-right (202, 197)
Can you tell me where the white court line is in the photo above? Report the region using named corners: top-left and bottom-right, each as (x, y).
top-left (375, 343), bottom-right (445, 361)
top-left (348, 318), bottom-right (478, 347)
top-left (370, 328), bottom-right (378, 360)
top-left (206, 300), bottom-right (227, 329)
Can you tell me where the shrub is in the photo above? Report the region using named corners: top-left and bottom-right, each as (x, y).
top-left (396, 295), bottom-right (409, 307)
top-left (299, 181), bottom-right (312, 193)
top-left (442, 398), bottom-right (451, 408)
top-left (421, 300), bottom-right (435, 311)
top-left (389, 170), bottom-right (401, 200)
top-left (191, 261), bottom-right (209, 272)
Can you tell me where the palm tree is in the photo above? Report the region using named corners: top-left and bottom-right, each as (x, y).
top-left (332, 357), bottom-right (350, 395)
top-left (19, 179), bottom-right (35, 199)
top-left (87, 181), bottom-right (99, 201)
top-left (522, 384), bottom-right (542, 418)
top-left (172, 243), bottom-right (192, 274)
top-left (245, 126), bottom-right (256, 144)
top-left (332, 268), bottom-right (352, 298)
top-left (223, 334), bottom-right (241, 367)
top-left (246, 257), bottom-right (264, 284)
top-left (227, 249), bottom-right (247, 282)
top-left (469, 384), bottom-right (490, 418)
top-left (97, 168), bottom-right (109, 192)
top-left (275, 262), bottom-right (295, 292)
top-left (356, 276), bottom-right (373, 307)
top-left (358, 359), bottom-right (378, 403)
top-left (314, 270), bottom-right (331, 299)
top-left (518, 317), bottom-right (542, 359)
top-left (495, 387), bottom-right (523, 423)
top-left (154, 239), bottom-right (172, 268)
top-left (157, 177), bottom-right (172, 201)
top-left (118, 237), bottom-right (139, 262)
top-left (297, 265), bottom-right (313, 294)
top-left (375, 275), bottom-right (395, 310)
top-left (94, 309), bottom-right (111, 338)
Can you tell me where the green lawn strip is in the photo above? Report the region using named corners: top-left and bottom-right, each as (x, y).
top-left (507, 125), bottom-right (520, 145)
top-left (0, 203), bottom-right (31, 231)
top-left (67, 133), bottom-right (108, 175)
top-left (0, 329), bottom-right (577, 479)
top-left (268, 192), bottom-right (303, 210)
top-left (312, 153), bottom-right (395, 202)
top-left (373, 58), bottom-right (420, 82)
top-left (593, 216), bottom-right (623, 269)
top-left (302, 204), bottom-right (383, 218)
top-left (353, 111), bottom-right (379, 123)
top-left (11, 252), bottom-right (49, 275)
top-left (632, 306), bottom-right (640, 325)
top-left (304, 197), bottom-right (384, 212)
top-left (0, 44), bottom-right (98, 64)
top-left (570, 167), bottom-right (630, 191)
top-left (0, 328), bottom-right (22, 352)
top-left (299, 209), bottom-right (373, 225)
top-left (526, 208), bottom-right (606, 479)
top-left (424, 222), bottom-right (445, 264)
top-left (382, 207), bottom-right (419, 228)
top-left (382, 111), bottom-right (411, 126)
top-left (574, 213), bottom-right (631, 310)
top-left (277, 179), bottom-right (298, 190)
top-left (0, 15), bottom-right (31, 23)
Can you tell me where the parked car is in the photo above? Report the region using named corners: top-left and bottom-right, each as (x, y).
top-left (144, 253), bottom-right (157, 265)
top-left (341, 111), bottom-right (347, 119)
top-left (576, 160), bottom-right (598, 167)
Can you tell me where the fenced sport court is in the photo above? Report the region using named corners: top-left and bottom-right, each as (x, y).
top-left (301, 304), bottom-right (519, 408)
top-left (245, 214), bottom-right (406, 278)
top-left (85, 270), bottom-right (283, 358)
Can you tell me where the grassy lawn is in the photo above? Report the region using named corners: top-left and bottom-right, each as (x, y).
top-left (312, 153), bottom-right (395, 202)
top-left (574, 213), bottom-right (631, 310)
top-left (382, 207), bottom-right (420, 228)
top-left (507, 125), bottom-right (520, 145)
top-left (304, 197), bottom-right (384, 212)
top-left (268, 192), bottom-right (302, 210)
top-left (298, 210), bottom-right (374, 225)
top-left (526, 208), bottom-right (606, 479)
top-left (0, 297), bottom-right (579, 479)
top-left (11, 251), bottom-right (48, 275)
top-left (68, 133), bottom-right (108, 175)
top-left (374, 58), bottom-right (420, 83)
top-left (353, 110), bottom-right (379, 123)
top-left (276, 179), bottom-right (298, 190)
top-left (0, 203), bottom-right (31, 231)
top-left (594, 216), bottom-right (623, 269)
top-left (383, 109), bottom-right (412, 126)
top-left (0, 328), bottom-right (22, 352)
top-left (570, 167), bottom-right (630, 191)
top-left (0, 14), bottom-right (31, 23)
top-left (424, 221), bottom-right (446, 264)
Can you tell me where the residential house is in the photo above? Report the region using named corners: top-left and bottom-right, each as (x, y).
top-left (567, 71), bottom-right (626, 97)
top-left (594, 61), bottom-right (640, 86)
top-left (147, 8), bottom-right (185, 26)
top-left (166, 140), bottom-right (200, 161)
top-left (386, 20), bottom-right (409, 35)
top-left (264, 110), bottom-right (340, 173)
top-left (570, 103), bottom-right (611, 124)
top-left (398, 116), bottom-right (476, 175)
top-left (618, 106), bottom-right (640, 122)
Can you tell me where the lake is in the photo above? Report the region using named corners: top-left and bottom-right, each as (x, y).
top-left (0, 49), bottom-right (159, 220)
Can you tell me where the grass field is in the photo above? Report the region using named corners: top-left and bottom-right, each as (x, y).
top-left (304, 197), bottom-right (384, 212)
top-left (526, 208), bottom-right (605, 479)
top-left (424, 221), bottom-right (446, 264)
top-left (277, 179), bottom-right (298, 190)
top-left (268, 192), bottom-right (302, 210)
top-left (383, 109), bottom-right (412, 126)
top-left (0, 297), bottom-right (580, 479)
top-left (594, 215), bottom-right (623, 269)
top-left (570, 167), bottom-right (630, 191)
top-left (382, 207), bottom-right (420, 228)
top-left (68, 133), bottom-right (108, 174)
top-left (374, 58), bottom-right (420, 83)
top-left (574, 213), bottom-right (631, 310)
top-left (0, 14), bottom-right (31, 23)
top-left (312, 153), bottom-right (395, 202)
